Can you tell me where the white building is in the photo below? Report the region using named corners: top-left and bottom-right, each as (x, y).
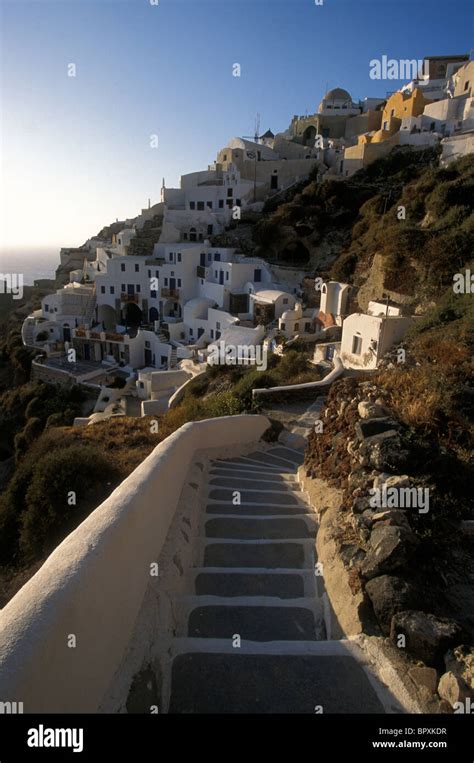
top-left (340, 302), bottom-right (413, 370)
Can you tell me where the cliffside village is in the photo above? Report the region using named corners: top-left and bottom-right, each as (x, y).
top-left (22, 55), bottom-right (474, 422)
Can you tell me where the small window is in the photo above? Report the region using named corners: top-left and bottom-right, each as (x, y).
top-left (183, 233), bottom-right (188, 240)
top-left (101, 286), bottom-right (105, 294)
top-left (281, 322), bottom-right (285, 330)
top-left (189, 327), bottom-right (194, 336)
top-left (464, 81), bottom-right (469, 91)
top-left (227, 188), bottom-right (233, 197)
top-left (150, 290), bottom-right (157, 298)
top-left (236, 199), bottom-right (241, 206)
top-left (136, 285), bottom-right (141, 292)
top-left (45, 304), bottom-right (49, 311)
top-left (207, 224), bottom-right (213, 235)
top-left (197, 201), bottom-right (205, 211)
top-left (164, 278), bottom-right (168, 286)
top-left (210, 330), bottom-right (214, 339)
top-left (189, 202), bottom-right (195, 210)
top-left (177, 279), bottom-right (182, 287)
top-left (218, 200), bottom-right (224, 209)
top-left (294, 322), bottom-right (299, 331)
top-left (208, 253), bottom-right (212, 262)
top-left (110, 286), bottom-right (115, 294)
top-left (169, 253), bottom-right (173, 261)
top-left (216, 322), bottom-right (221, 330)
top-left (223, 154), bottom-right (227, 161)
top-left (155, 271), bottom-right (159, 278)
top-left (178, 253), bottom-right (182, 262)
top-left (352, 335), bottom-right (363, 355)
top-left (121, 284), bottom-right (125, 292)
top-left (135, 264), bottom-right (139, 272)
top-left (121, 263), bottom-right (125, 271)
top-left (147, 270), bottom-right (151, 278)
top-left (283, 298), bottom-right (288, 304)
top-left (207, 201), bottom-right (212, 209)
top-left (226, 272), bottom-right (229, 281)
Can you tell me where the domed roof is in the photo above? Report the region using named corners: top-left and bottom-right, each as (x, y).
top-left (325, 87), bottom-right (352, 101)
top-left (318, 88), bottom-right (353, 113)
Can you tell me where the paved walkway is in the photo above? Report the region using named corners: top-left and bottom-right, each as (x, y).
top-left (167, 444), bottom-right (387, 713)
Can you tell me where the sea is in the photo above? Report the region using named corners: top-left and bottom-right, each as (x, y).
top-left (0, 248), bottom-right (60, 286)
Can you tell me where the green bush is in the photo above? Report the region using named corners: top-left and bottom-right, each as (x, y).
top-left (19, 444), bottom-right (113, 562)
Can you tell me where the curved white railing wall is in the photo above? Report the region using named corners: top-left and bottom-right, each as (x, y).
top-left (0, 414), bottom-right (270, 713)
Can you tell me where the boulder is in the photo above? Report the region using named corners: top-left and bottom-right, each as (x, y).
top-left (358, 401), bottom-right (390, 419)
top-left (438, 671), bottom-right (470, 707)
top-left (361, 525), bottom-right (419, 580)
top-left (390, 610), bottom-right (463, 666)
top-left (374, 474), bottom-right (411, 491)
top-left (371, 509), bottom-right (411, 530)
top-left (359, 431), bottom-right (410, 472)
top-left (365, 575), bottom-right (421, 634)
top-left (408, 666), bottom-right (439, 695)
top-left (355, 417), bottom-right (400, 442)
top-left (444, 645), bottom-right (474, 693)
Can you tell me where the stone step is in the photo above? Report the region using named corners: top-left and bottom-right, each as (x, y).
top-left (208, 488), bottom-right (302, 506)
top-left (209, 467), bottom-right (297, 483)
top-left (187, 604), bottom-right (319, 641)
top-left (204, 516), bottom-right (316, 540)
top-left (212, 458), bottom-right (287, 473)
top-left (206, 503), bottom-right (313, 516)
top-left (266, 447), bottom-right (305, 466)
top-left (194, 571), bottom-right (307, 598)
top-left (169, 652), bottom-right (386, 714)
top-left (208, 476), bottom-right (297, 492)
top-left (244, 451), bottom-right (301, 470)
top-left (202, 541), bottom-right (310, 569)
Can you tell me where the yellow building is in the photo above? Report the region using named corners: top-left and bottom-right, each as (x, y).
top-left (371, 88), bottom-right (430, 143)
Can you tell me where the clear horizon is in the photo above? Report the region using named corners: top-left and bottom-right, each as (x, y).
top-left (1, 0), bottom-right (473, 250)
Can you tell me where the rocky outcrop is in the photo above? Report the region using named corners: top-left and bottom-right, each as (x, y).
top-left (365, 575), bottom-right (421, 635)
top-left (390, 610), bottom-right (463, 666)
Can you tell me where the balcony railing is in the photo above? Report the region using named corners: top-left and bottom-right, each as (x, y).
top-left (121, 293), bottom-right (139, 303)
top-left (161, 288), bottom-right (180, 298)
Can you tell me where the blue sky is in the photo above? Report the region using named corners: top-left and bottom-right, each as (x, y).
top-left (1, 0), bottom-right (473, 250)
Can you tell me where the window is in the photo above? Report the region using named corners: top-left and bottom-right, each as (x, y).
top-left (254, 269), bottom-right (262, 282)
top-left (147, 270), bottom-right (151, 278)
top-left (294, 322), bottom-right (299, 331)
top-left (197, 201), bottom-right (205, 211)
top-left (183, 233), bottom-right (188, 240)
top-left (210, 329), bottom-right (214, 339)
top-left (135, 264), bottom-right (139, 272)
top-left (207, 201), bottom-right (213, 209)
top-left (283, 298), bottom-right (288, 304)
top-left (136, 285), bottom-right (141, 292)
top-left (236, 199), bottom-right (241, 206)
top-left (155, 271), bottom-right (159, 278)
top-left (223, 154), bottom-right (227, 161)
top-left (121, 263), bottom-right (125, 272)
top-left (214, 252), bottom-right (220, 261)
top-left (207, 224), bottom-right (213, 235)
top-left (383, 121), bottom-right (388, 130)
top-left (121, 284), bottom-right (125, 292)
top-left (216, 322), bottom-right (221, 330)
top-left (464, 81), bottom-right (470, 91)
top-left (110, 286), bottom-right (115, 295)
top-left (226, 272), bottom-right (229, 281)
top-left (164, 278), bottom-right (168, 286)
top-left (218, 200), bottom-right (224, 209)
top-left (169, 253), bottom-right (173, 261)
top-left (280, 323), bottom-right (285, 330)
top-left (189, 201), bottom-right (195, 210)
top-left (227, 188), bottom-right (233, 197)
top-left (45, 304), bottom-right (49, 312)
top-left (208, 253), bottom-right (212, 262)
top-left (101, 286), bottom-right (105, 294)
top-left (352, 335), bottom-right (363, 355)
top-left (145, 341), bottom-right (150, 348)
top-left (214, 271), bottom-right (218, 278)
top-left (177, 279), bottom-right (182, 287)
top-left (216, 330), bottom-right (221, 339)
top-left (178, 253), bottom-right (182, 262)
top-left (150, 290), bottom-right (157, 298)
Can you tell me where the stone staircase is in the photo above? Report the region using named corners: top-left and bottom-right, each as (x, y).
top-left (166, 444), bottom-right (386, 713)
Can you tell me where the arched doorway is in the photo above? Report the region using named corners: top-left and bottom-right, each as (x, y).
top-left (63, 323), bottom-right (71, 342)
top-left (149, 307), bottom-right (159, 323)
top-left (122, 303), bottom-right (143, 333)
top-left (98, 304), bottom-right (117, 331)
top-left (189, 227), bottom-right (197, 242)
top-left (303, 125), bottom-right (317, 147)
